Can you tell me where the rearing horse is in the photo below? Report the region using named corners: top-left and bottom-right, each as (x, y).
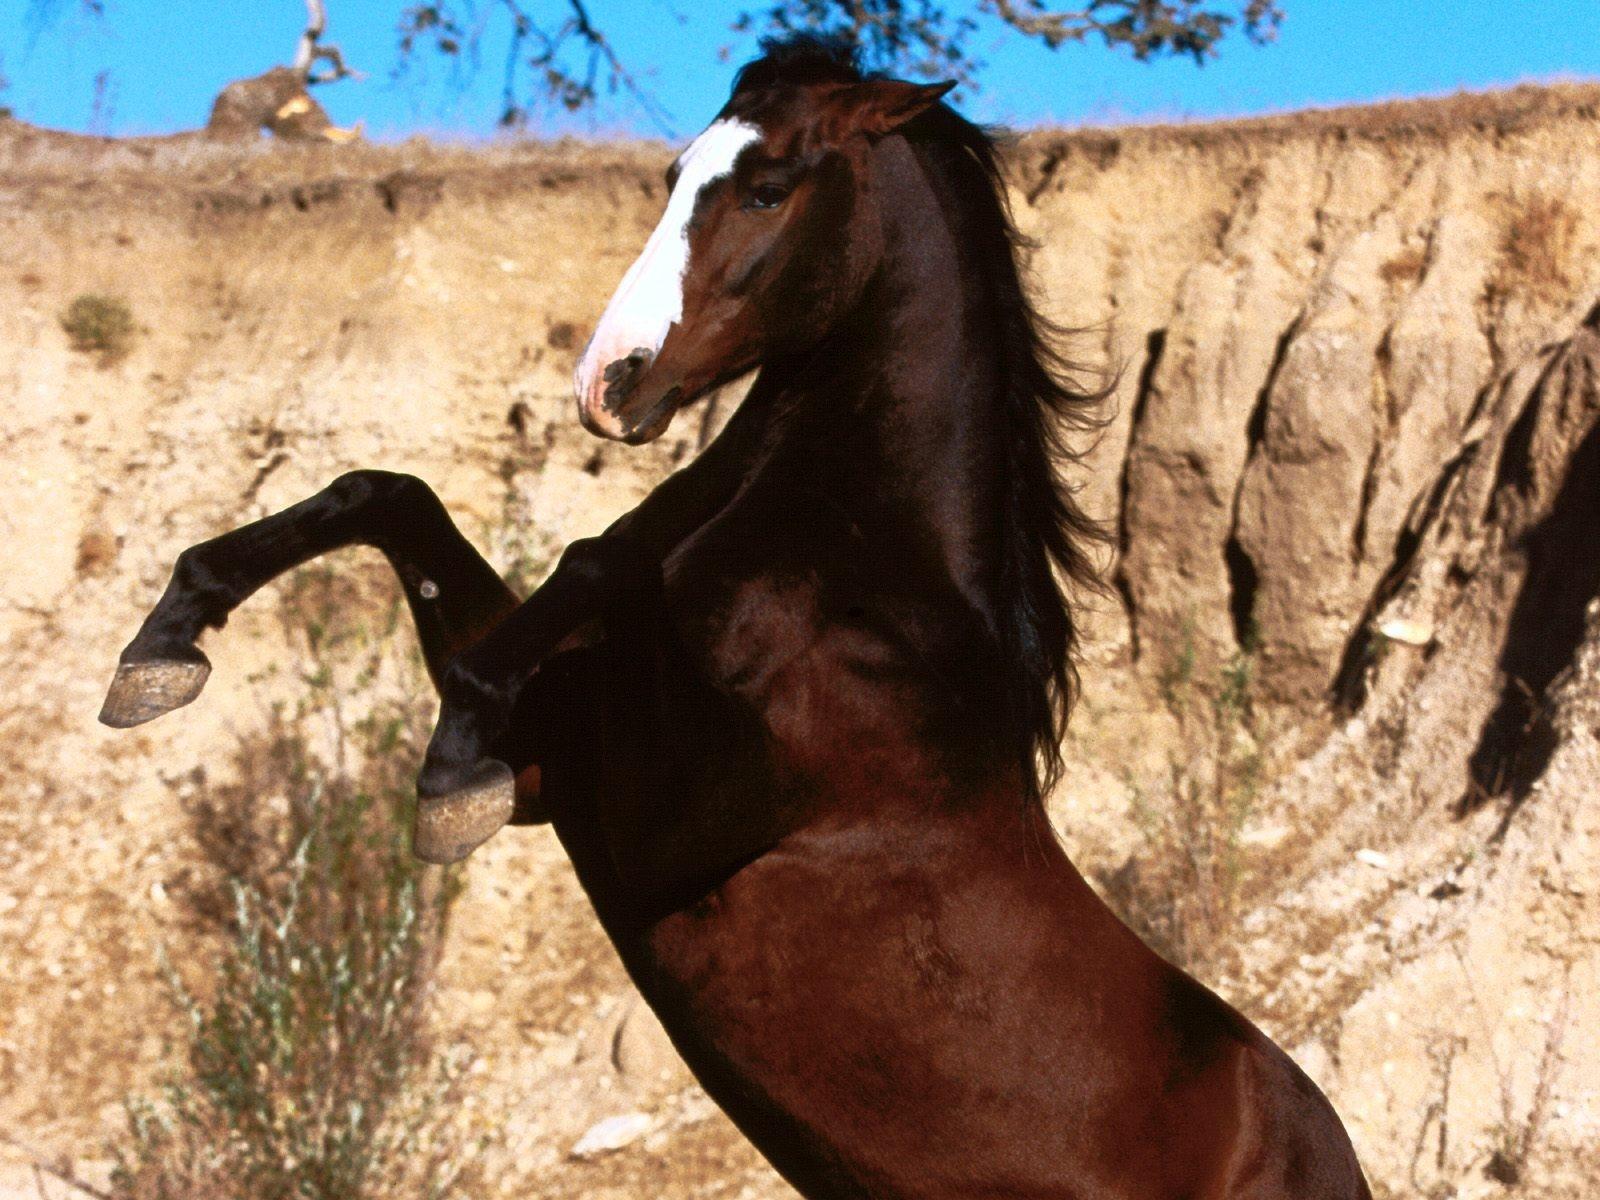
top-left (100, 38), bottom-right (1370, 1200)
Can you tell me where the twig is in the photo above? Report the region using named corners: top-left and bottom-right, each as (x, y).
top-left (0, 1131), bottom-right (114, 1200)
top-left (983, 0), bottom-right (1099, 48)
top-left (293, 0), bottom-right (364, 85)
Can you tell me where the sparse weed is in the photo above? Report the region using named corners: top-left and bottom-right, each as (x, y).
top-left (492, 464), bottom-right (559, 597)
top-left (61, 293), bottom-right (138, 366)
top-left (1110, 638), bottom-right (1264, 971)
top-left (1156, 618), bottom-right (1199, 712)
top-left (112, 563), bottom-right (483, 1200)
top-left (1484, 973), bottom-right (1571, 1188)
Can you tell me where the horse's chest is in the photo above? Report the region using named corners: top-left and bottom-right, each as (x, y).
top-left (686, 571), bottom-right (926, 786)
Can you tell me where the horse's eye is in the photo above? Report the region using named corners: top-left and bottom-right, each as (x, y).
top-left (745, 183), bottom-right (791, 212)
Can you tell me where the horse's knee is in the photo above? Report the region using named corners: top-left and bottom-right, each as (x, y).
top-left (328, 470), bottom-right (453, 545)
top-left (558, 536), bottom-right (661, 595)
top-left (328, 468), bottom-right (424, 508)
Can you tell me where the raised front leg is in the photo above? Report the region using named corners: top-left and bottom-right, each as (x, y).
top-left (413, 535), bottom-right (664, 861)
top-left (100, 470), bottom-right (517, 729)
top-left (99, 471), bottom-right (528, 863)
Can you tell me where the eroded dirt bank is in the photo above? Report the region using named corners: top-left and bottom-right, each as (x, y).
top-left (2, 86), bottom-right (1598, 1197)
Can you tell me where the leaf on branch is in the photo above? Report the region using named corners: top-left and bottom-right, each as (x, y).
top-left (984, 0), bottom-right (1282, 62)
top-left (392, 0), bottom-right (1285, 126)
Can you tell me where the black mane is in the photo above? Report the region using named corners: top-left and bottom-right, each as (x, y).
top-left (907, 106), bottom-right (1109, 804)
top-left (738, 35), bottom-right (1110, 803)
top-left (731, 32), bottom-right (864, 97)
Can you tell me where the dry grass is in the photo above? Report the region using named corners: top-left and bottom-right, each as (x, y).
top-left (1487, 193), bottom-right (1579, 309)
top-left (1483, 970), bottom-right (1572, 1188)
top-left (1023, 81), bottom-right (1600, 165)
top-left (8, 77), bottom-right (1598, 204)
top-left (0, 112), bottom-right (670, 195)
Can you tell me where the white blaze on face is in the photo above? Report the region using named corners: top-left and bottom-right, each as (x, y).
top-left (575, 119), bottom-right (762, 426)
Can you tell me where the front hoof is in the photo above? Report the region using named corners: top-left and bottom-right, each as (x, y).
top-left (414, 759), bottom-right (515, 865)
top-left (98, 657), bottom-right (212, 729)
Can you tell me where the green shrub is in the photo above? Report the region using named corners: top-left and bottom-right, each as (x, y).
top-left (112, 566), bottom-right (482, 1200)
top-left (61, 293), bottom-right (137, 365)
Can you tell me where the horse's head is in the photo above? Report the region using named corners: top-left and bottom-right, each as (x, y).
top-left (574, 53), bottom-right (954, 443)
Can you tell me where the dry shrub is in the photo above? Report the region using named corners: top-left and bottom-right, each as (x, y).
top-left (1488, 194), bottom-right (1579, 309)
top-left (60, 293), bottom-right (137, 365)
top-left (1482, 966), bottom-right (1572, 1188)
top-left (1380, 245), bottom-right (1428, 286)
top-left (112, 563), bottom-right (483, 1200)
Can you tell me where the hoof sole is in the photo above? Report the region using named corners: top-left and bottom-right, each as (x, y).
top-left (99, 658), bottom-right (211, 729)
top-left (414, 760), bottom-right (515, 865)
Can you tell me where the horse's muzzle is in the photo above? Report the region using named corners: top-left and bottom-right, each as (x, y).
top-left (577, 348), bottom-right (680, 443)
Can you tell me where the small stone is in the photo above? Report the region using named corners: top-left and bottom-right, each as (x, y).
top-left (570, 1111), bottom-right (652, 1158)
top-left (1355, 849), bottom-right (1391, 870)
top-left (613, 998), bottom-right (691, 1093)
top-left (1240, 824), bottom-right (1290, 848)
top-left (1378, 617), bottom-right (1433, 646)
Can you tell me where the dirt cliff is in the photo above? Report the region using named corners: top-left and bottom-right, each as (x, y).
top-left (1, 85), bottom-right (1597, 1197)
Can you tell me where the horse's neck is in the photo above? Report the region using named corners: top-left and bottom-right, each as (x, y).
top-left (772, 142), bottom-right (1009, 599)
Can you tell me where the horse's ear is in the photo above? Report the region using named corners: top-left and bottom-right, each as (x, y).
top-left (829, 79), bottom-right (957, 139)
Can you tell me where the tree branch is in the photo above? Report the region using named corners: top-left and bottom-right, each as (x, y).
top-left (983, 0), bottom-right (1279, 60)
top-left (494, 0), bottom-right (675, 132)
top-left (292, 0), bottom-right (363, 85)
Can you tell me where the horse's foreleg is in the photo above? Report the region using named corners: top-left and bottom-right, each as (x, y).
top-left (411, 535), bottom-right (662, 860)
top-left (99, 470), bottom-right (518, 727)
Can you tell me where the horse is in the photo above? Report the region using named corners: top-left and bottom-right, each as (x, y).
top-left (100, 36), bottom-right (1371, 1200)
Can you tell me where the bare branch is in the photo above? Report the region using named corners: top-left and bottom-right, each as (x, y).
top-left (982, 0), bottom-right (1096, 47)
top-left (403, 0), bottom-right (676, 133)
top-left (393, 0), bottom-right (1282, 128)
top-left (292, 0), bottom-right (363, 86)
top-left (0, 1130), bottom-right (114, 1200)
top-left (292, 0), bottom-right (328, 71)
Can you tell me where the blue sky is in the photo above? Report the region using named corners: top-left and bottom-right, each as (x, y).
top-left (1, 0), bottom-right (1596, 141)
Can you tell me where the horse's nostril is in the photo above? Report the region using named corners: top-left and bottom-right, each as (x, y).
top-left (603, 348), bottom-right (654, 385)
top-left (600, 348), bottom-right (656, 414)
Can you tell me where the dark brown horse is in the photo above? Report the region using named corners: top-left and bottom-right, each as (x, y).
top-left (100, 37), bottom-right (1370, 1200)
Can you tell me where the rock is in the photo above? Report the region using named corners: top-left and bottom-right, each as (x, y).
top-left (611, 996), bottom-right (693, 1098)
top-left (570, 1111), bottom-right (652, 1158)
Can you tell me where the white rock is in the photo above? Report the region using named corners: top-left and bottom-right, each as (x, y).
top-left (1378, 617), bottom-right (1434, 647)
top-left (570, 1111), bottom-right (652, 1158)
top-left (1241, 824), bottom-right (1291, 848)
top-left (1355, 848), bottom-right (1392, 870)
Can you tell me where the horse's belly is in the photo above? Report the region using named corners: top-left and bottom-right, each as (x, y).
top-left (637, 825), bottom-right (1173, 1199)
